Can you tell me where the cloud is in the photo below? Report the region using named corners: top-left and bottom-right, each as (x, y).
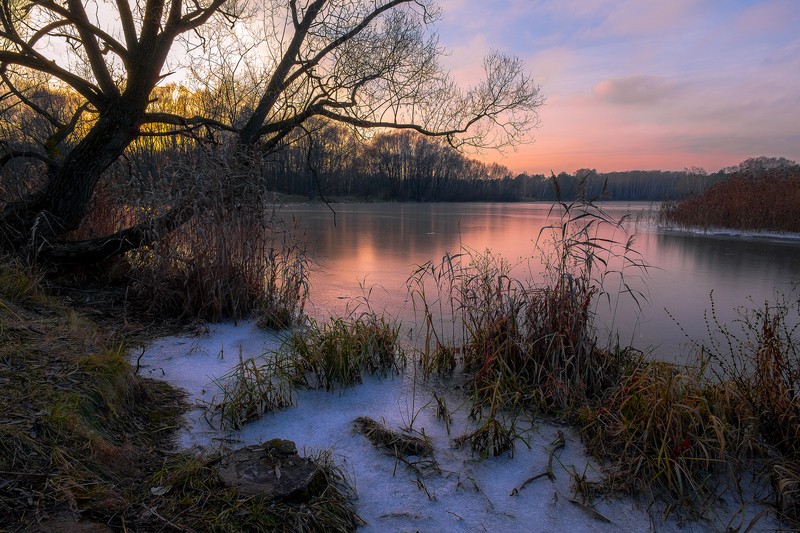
top-left (593, 75), bottom-right (677, 105)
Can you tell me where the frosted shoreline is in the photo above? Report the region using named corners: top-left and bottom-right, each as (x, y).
top-left (653, 222), bottom-right (800, 242)
top-left (135, 320), bottom-right (781, 532)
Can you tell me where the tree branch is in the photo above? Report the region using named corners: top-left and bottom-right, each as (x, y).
top-left (116, 0), bottom-right (138, 51)
top-left (66, 0), bottom-right (118, 96)
top-left (239, 0), bottom-right (326, 145)
top-left (34, 0), bottom-right (130, 67)
top-left (34, 202), bottom-right (197, 265)
top-left (317, 108), bottom-right (467, 137)
top-left (0, 51), bottom-right (104, 107)
top-left (143, 111), bottom-right (238, 133)
top-left (0, 148), bottom-right (58, 170)
top-left (281, 0), bottom-right (414, 94)
top-left (178, 0), bottom-right (229, 32)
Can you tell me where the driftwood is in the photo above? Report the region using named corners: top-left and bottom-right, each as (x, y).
top-left (353, 416), bottom-right (433, 457)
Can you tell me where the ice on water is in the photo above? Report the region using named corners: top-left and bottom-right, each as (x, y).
top-left (137, 320), bottom-right (779, 532)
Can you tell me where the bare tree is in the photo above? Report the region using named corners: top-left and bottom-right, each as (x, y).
top-left (0, 0), bottom-right (543, 264)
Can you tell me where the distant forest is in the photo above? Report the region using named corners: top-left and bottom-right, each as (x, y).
top-left (257, 122), bottom-right (798, 202)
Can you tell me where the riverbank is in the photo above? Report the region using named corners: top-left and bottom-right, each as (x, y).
top-left (0, 259), bottom-right (185, 530)
top-left (3, 255), bottom-right (799, 531)
top-left (0, 261), bottom-right (360, 531)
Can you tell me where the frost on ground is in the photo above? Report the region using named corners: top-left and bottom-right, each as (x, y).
top-left (136, 321), bottom-right (781, 532)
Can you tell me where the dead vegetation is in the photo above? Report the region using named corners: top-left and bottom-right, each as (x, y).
top-left (659, 165), bottom-right (800, 233)
top-left (0, 256), bottom-right (362, 531)
top-left (353, 416), bottom-right (434, 458)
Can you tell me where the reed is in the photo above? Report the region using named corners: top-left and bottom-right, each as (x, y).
top-left (699, 291), bottom-right (800, 522)
top-left (63, 149), bottom-right (311, 324)
top-left (659, 167), bottom-right (800, 233)
top-left (286, 309), bottom-right (406, 391)
top-left (201, 306), bottom-right (406, 431)
top-left (408, 180), bottom-right (644, 456)
top-left (579, 358), bottom-right (727, 505)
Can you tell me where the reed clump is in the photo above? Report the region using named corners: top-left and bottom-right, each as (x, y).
top-left (409, 185), bottom-right (644, 456)
top-left (205, 350), bottom-right (297, 430)
top-left (699, 292), bottom-right (800, 522)
top-left (659, 165), bottom-right (800, 233)
top-left (287, 310), bottom-right (406, 390)
top-left (579, 358), bottom-right (727, 504)
top-left (202, 308), bottom-right (407, 431)
top-left (63, 150), bottom-right (311, 324)
top-left (574, 289), bottom-right (800, 525)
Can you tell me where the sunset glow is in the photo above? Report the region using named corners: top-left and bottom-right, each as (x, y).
top-left (437, 0), bottom-right (800, 174)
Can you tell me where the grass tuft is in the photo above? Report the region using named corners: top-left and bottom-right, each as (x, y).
top-left (579, 358), bottom-right (726, 504)
top-left (286, 310), bottom-right (406, 391)
top-left (204, 349), bottom-right (296, 430)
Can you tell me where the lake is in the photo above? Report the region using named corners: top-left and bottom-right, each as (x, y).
top-left (280, 202), bottom-right (800, 362)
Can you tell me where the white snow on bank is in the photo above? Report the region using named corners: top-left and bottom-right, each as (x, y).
top-left (136, 320), bottom-right (782, 532)
top-left (655, 223), bottom-right (800, 242)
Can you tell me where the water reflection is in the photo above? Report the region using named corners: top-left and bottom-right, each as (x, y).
top-left (283, 202), bottom-right (800, 363)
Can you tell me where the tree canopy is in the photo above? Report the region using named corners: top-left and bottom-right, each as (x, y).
top-left (0, 0), bottom-right (543, 263)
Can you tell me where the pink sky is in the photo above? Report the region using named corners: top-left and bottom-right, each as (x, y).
top-left (436, 0), bottom-right (800, 175)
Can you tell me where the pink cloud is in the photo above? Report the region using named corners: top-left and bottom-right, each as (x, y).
top-left (593, 75), bottom-right (677, 105)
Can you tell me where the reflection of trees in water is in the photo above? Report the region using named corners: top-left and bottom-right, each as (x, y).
top-left (297, 203), bottom-right (557, 264)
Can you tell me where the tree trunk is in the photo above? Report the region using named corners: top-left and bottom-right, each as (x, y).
top-left (44, 100), bottom-right (139, 233)
top-left (0, 98), bottom-right (140, 256)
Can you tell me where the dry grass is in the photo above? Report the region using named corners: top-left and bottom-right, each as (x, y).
top-left (149, 448), bottom-right (362, 532)
top-left (659, 168), bottom-right (800, 233)
top-left (353, 416), bottom-right (434, 457)
top-left (286, 309), bottom-right (406, 391)
top-left (574, 290), bottom-right (800, 526)
top-left (127, 198), bottom-right (310, 324)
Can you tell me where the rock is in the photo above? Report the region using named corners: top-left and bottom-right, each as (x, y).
top-left (217, 439), bottom-right (326, 502)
